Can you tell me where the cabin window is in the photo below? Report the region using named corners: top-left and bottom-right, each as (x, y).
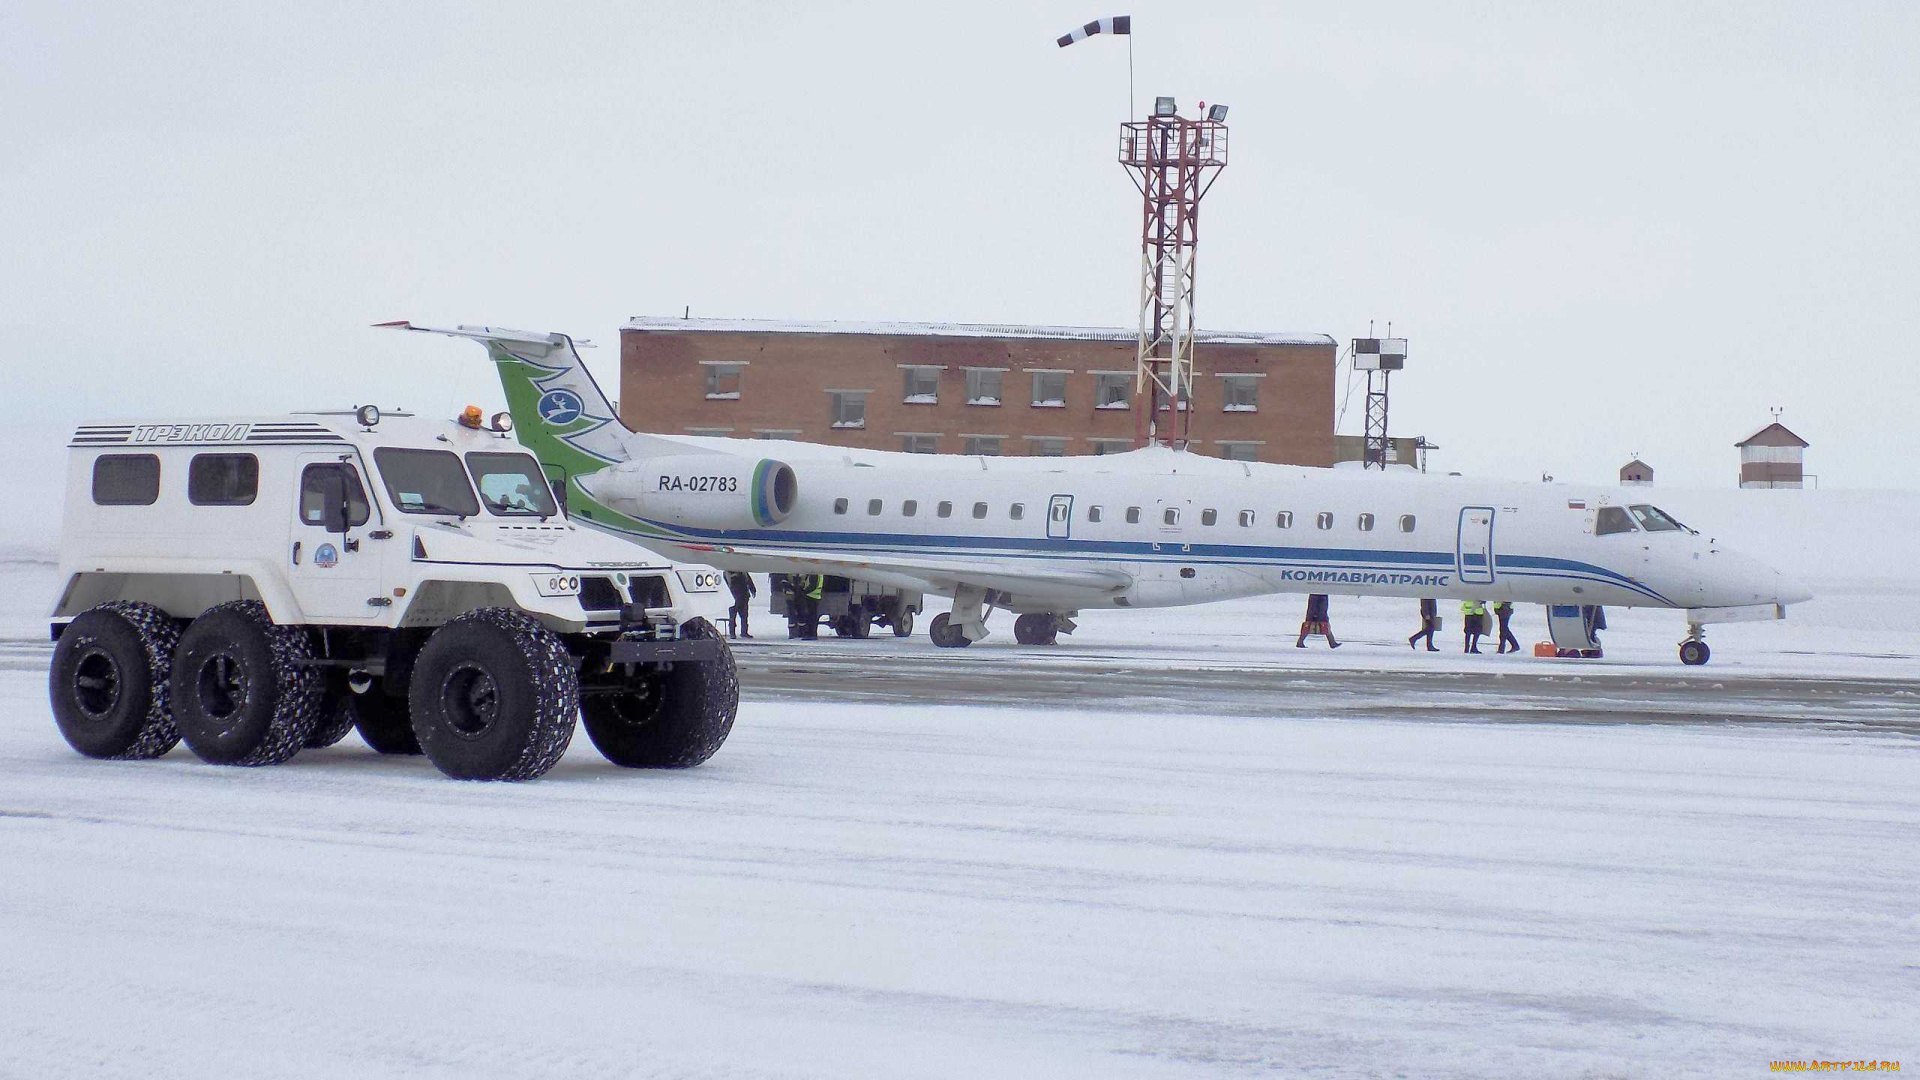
top-left (704, 364), bottom-right (744, 400)
top-left (902, 500), bottom-right (918, 517)
top-left (964, 368), bottom-right (1003, 405)
top-left (1088, 505), bottom-right (1103, 523)
top-left (902, 366), bottom-right (939, 404)
top-left (1316, 512), bottom-right (1333, 531)
top-left (1201, 509), bottom-right (1218, 526)
top-left (1049, 501), bottom-right (1068, 524)
top-left (1238, 510), bottom-right (1255, 527)
top-left (1595, 506), bottom-right (1637, 535)
top-left (1094, 373), bottom-right (1130, 410)
top-left (1030, 371), bottom-right (1067, 407)
top-left (937, 501), bottom-right (953, 518)
top-left (373, 448), bottom-right (480, 517)
top-left (1125, 506), bottom-right (1141, 524)
top-left (1163, 508), bottom-right (1180, 526)
top-left (298, 463), bottom-right (371, 527)
top-left (829, 391), bottom-right (868, 429)
top-left (1276, 511), bottom-right (1293, 529)
top-left (187, 453), bottom-right (259, 506)
top-left (91, 454), bottom-right (161, 506)
top-left (833, 498), bottom-right (849, 515)
top-left (1399, 514), bottom-right (1416, 533)
top-left (1009, 503), bottom-right (1025, 520)
top-left (972, 502), bottom-right (988, 519)
top-left (900, 434), bottom-right (937, 454)
top-left (867, 499), bottom-right (882, 516)
top-left (964, 435), bottom-right (1002, 457)
top-left (1628, 504), bottom-right (1685, 532)
top-left (1357, 513), bottom-right (1375, 532)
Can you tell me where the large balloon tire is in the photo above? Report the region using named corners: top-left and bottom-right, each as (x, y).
top-left (582, 619), bottom-right (739, 769)
top-left (49, 601), bottom-right (182, 761)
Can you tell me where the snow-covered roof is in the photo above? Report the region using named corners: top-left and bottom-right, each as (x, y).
top-left (623, 315), bottom-right (1334, 348)
top-left (1735, 422), bottom-right (1808, 448)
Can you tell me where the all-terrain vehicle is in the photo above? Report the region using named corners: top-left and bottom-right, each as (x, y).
top-left (47, 406), bottom-right (738, 781)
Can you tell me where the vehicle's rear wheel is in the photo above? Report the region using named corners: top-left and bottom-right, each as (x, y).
top-left (891, 607), bottom-right (915, 638)
top-left (408, 609), bottom-right (577, 781)
top-left (351, 689), bottom-right (421, 754)
top-left (582, 619), bottom-right (738, 768)
top-left (847, 607), bottom-right (872, 639)
top-left (305, 674), bottom-right (359, 749)
top-left (929, 612), bottom-right (971, 648)
top-left (171, 601), bottom-right (323, 766)
top-left (49, 601), bottom-right (182, 760)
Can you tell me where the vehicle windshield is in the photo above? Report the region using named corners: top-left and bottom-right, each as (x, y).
top-left (1628, 504), bottom-right (1685, 532)
top-left (466, 452), bottom-right (559, 518)
top-left (1595, 506), bottom-right (1637, 535)
top-left (372, 448), bottom-right (480, 517)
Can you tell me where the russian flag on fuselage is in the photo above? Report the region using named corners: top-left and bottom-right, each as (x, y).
top-left (1057, 15), bottom-right (1130, 47)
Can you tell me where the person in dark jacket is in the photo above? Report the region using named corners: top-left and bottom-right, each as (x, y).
top-left (1408, 598), bottom-right (1439, 651)
top-left (1296, 593), bottom-right (1340, 648)
top-left (725, 571), bottom-right (756, 638)
top-left (1461, 599), bottom-right (1487, 654)
top-left (1492, 600), bottom-right (1521, 654)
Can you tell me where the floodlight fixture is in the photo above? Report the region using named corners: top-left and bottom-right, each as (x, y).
top-left (1207, 103), bottom-right (1229, 122)
top-left (1153, 95), bottom-right (1177, 117)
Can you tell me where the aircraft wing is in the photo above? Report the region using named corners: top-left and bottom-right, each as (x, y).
top-left (675, 542), bottom-right (1132, 600)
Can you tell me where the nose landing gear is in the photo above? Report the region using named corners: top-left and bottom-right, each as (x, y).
top-left (1679, 624), bottom-right (1711, 666)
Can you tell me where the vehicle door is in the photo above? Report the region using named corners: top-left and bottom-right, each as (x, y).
top-left (288, 454), bottom-right (382, 622)
top-left (1046, 494), bottom-right (1073, 540)
top-left (1456, 505), bottom-right (1497, 585)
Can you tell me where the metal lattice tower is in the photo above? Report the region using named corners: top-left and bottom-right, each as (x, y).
top-left (1120, 106), bottom-right (1227, 448)
top-left (1354, 336), bottom-right (1407, 470)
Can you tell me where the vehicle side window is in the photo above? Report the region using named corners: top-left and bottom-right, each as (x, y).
top-left (187, 454), bottom-right (258, 506)
top-left (902, 500), bottom-right (918, 517)
top-left (91, 454), bottom-right (160, 506)
top-left (1399, 514), bottom-right (1416, 533)
top-left (1276, 511), bottom-right (1292, 529)
top-left (833, 498), bottom-right (848, 515)
top-left (1595, 506), bottom-right (1637, 535)
top-left (937, 501), bottom-right (953, 518)
top-left (1201, 509), bottom-right (1217, 526)
top-left (372, 448), bottom-right (481, 517)
top-left (299, 464), bottom-right (371, 527)
top-left (1126, 506), bottom-right (1141, 524)
top-left (1316, 512), bottom-right (1333, 530)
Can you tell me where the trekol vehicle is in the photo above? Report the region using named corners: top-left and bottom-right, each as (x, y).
top-left (47, 407), bottom-right (739, 781)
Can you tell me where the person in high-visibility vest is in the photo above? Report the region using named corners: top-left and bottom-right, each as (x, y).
top-left (792, 574), bottom-right (825, 639)
top-left (1461, 599), bottom-right (1488, 654)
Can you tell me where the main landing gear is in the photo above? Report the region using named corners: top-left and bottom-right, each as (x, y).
top-left (1013, 613), bottom-right (1078, 646)
top-left (1679, 624), bottom-right (1712, 666)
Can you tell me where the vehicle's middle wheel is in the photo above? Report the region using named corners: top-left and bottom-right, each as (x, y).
top-left (171, 601), bottom-right (324, 767)
top-left (847, 608), bottom-right (873, 640)
top-left (892, 607), bottom-right (915, 638)
top-left (582, 618), bottom-right (738, 768)
top-left (929, 612), bottom-right (972, 648)
top-left (351, 689), bottom-right (421, 755)
top-left (408, 608), bottom-right (577, 781)
top-left (305, 675), bottom-right (359, 749)
top-left (1679, 639), bottom-right (1711, 666)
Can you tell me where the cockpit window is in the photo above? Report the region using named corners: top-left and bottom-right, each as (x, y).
top-left (1594, 506), bottom-right (1637, 535)
top-left (467, 452), bottom-right (560, 518)
top-left (1628, 504), bottom-right (1684, 533)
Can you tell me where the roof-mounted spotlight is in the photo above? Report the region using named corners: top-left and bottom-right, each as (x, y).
top-left (1153, 95), bottom-right (1178, 118)
top-left (1207, 103), bottom-right (1229, 122)
top-left (490, 411), bottom-right (514, 433)
top-left (354, 404), bottom-right (381, 428)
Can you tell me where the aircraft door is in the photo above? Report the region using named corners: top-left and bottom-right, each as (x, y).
top-left (1046, 494), bottom-right (1073, 540)
top-left (288, 455), bottom-right (382, 622)
top-left (1456, 505), bottom-right (1497, 585)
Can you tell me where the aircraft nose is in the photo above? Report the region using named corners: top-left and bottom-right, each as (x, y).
top-left (1775, 571), bottom-right (1813, 607)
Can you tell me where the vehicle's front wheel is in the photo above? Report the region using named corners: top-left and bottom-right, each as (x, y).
top-left (582, 619), bottom-right (738, 768)
top-left (408, 609), bottom-right (577, 781)
top-left (49, 601), bottom-right (182, 760)
top-left (929, 612), bottom-right (971, 648)
top-left (351, 689), bottom-right (421, 754)
top-left (171, 601), bottom-right (323, 766)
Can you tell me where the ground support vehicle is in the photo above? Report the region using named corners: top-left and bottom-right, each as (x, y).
top-left (769, 574), bottom-right (922, 640)
top-left (47, 408), bottom-right (738, 781)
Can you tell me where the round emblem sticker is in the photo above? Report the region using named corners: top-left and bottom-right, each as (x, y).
top-left (537, 389), bottom-right (584, 426)
top-left (314, 543), bottom-right (339, 569)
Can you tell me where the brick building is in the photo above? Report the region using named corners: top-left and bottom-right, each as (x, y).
top-left (618, 317), bottom-right (1338, 465)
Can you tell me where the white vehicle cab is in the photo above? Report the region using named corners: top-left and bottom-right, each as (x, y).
top-left (48, 407), bottom-right (738, 781)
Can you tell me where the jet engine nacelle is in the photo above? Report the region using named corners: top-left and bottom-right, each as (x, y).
top-left (592, 455), bottom-right (798, 531)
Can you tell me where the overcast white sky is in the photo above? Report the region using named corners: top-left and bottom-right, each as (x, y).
top-left (5, 1), bottom-right (1916, 512)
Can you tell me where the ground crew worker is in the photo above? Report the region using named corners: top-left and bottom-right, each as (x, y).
top-left (792, 573), bottom-right (825, 640)
top-left (1492, 600), bottom-right (1521, 654)
top-left (1295, 593), bottom-right (1340, 649)
top-left (1408, 598), bottom-right (1439, 651)
top-left (1461, 599), bottom-right (1488, 654)
top-left (725, 571), bottom-right (756, 639)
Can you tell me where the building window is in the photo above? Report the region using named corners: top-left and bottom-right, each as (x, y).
top-left (91, 454), bottom-right (160, 506)
top-left (937, 501), bottom-right (953, 518)
top-left (1090, 438), bottom-right (1133, 455)
top-left (829, 391), bottom-right (868, 429)
top-left (188, 454), bottom-right (259, 506)
top-left (1010, 503), bottom-right (1025, 520)
top-left (1027, 437), bottom-right (1068, 457)
top-left (1237, 510), bottom-right (1255, 527)
top-left (964, 435), bottom-right (1002, 456)
top-left (867, 499), bottom-right (882, 516)
top-left (833, 498), bottom-right (848, 515)
top-left (1316, 512), bottom-right (1333, 530)
top-left (1163, 508), bottom-right (1180, 526)
top-left (1088, 505), bottom-right (1103, 523)
top-left (902, 500), bottom-right (918, 517)
top-left (1221, 375), bottom-right (1259, 412)
top-left (1126, 506), bottom-right (1141, 524)
top-left (685, 426), bottom-right (734, 436)
top-left (965, 368), bottom-right (1003, 405)
top-left (1094, 373), bottom-right (1130, 410)
top-left (972, 502), bottom-right (988, 519)
top-left (1030, 371), bottom-right (1067, 407)
top-left (1276, 511), bottom-right (1293, 529)
top-left (1218, 442), bottom-right (1259, 462)
top-left (754, 429), bottom-right (800, 440)
top-left (704, 364), bottom-right (744, 400)
top-left (900, 434), bottom-right (937, 454)
top-left (1399, 514), bottom-right (1416, 533)
top-left (902, 367), bottom-right (939, 404)
top-left (1201, 509), bottom-right (1218, 526)
top-left (1357, 513), bottom-right (1375, 531)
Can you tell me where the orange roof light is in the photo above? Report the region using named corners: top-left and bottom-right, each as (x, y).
top-left (459, 405), bottom-right (484, 428)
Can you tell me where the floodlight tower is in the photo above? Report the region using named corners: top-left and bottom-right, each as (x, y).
top-left (1121, 98), bottom-right (1228, 448)
top-left (1355, 335), bottom-right (1408, 469)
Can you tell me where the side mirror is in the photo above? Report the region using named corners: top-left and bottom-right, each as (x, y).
top-left (317, 472), bottom-right (351, 534)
